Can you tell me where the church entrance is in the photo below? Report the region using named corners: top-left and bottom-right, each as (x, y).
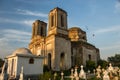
top-left (48, 53), bottom-right (51, 69)
top-left (60, 53), bottom-right (65, 70)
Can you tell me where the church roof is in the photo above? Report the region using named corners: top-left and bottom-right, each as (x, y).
top-left (12, 47), bottom-right (32, 55)
top-left (6, 47), bottom-right (44, 58)
top-left (69, 27), bottom-right (86, 34)
top-left (50, 7), bottom-right (67, 14)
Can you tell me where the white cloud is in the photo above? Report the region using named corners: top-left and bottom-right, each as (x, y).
top-left (3, 29), bottom-right (31, 36)
top-left (93, 25), bottom-right (120, 35)
top-left (1, 29), bottom-right (31, 43)
top-left (16, 9), bottom-right (48, 18)
top-left (100, 44), bottom-right (120, 51)
top-left (0, 18), bottom-right (34, 26)
top-left (0, 29), bottom-right (31, 58)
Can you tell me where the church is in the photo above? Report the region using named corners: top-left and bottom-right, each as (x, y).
top-left (29, 7), bottom-right (100, 71)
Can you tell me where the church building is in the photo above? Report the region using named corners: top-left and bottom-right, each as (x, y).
top-left (29, 7), bottom-right (100, 71)
top-left (5, 48), bottom-right (43, 80)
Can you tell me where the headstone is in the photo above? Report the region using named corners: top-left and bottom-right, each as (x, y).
top-left (61, 72), bottom-right (64, 80)
top-left (79, 65), bottom-right (86, 79)
top-left (103, 70), bottom-right (110, 80)
top-left (118, 69), bottom-right (120, 76)
top-left (74, 67), bottom-right (79, 80)
top-left (19, 66), bottom-right (24, 80)
top-left (108, 63), bottom-right (113, 72)
top-left (93, 69), bottom-right (96, 75)
top-left (96, 65), bottom-right (101, 78)
top-left (74, 67), bottom-right (78, 78)
top-left (70, 68), bottom-right (74, 80)
top-left (28, 78), bottom-right (30, 80)
top-left (54, 72), bottom-right (57, 80)
top-left (108, 63), bottom-right (113, 78)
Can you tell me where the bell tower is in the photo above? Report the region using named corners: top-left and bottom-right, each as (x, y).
top-left (48, 7), bottom-right (68, 36)
top-left (32, 20), bottom-right (47, 38)
top-left (29, 20), bottom-right (47, 55)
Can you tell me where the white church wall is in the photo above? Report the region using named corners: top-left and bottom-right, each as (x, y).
top-left (17, 57), bottom-right (43, 76)
top-left (7, 56), bottom-right (17, 78)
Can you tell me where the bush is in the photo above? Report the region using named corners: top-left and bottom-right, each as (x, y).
top-left (86, 60), bottom-right (96, 72)
top-left (39, 71), bottom-right (53, 80)
top-left (43, 65), bottom-right (49, 72)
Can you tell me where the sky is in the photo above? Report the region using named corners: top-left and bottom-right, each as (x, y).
top-left (0, 0), bottom-right (120, 60)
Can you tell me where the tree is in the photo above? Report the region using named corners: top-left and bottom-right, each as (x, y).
top-left (97, 59), bottom-right (108, 69)
top-left (108, 54), bottom-right (120, 67)
top-left (86, 60), bottom-right (96, 72)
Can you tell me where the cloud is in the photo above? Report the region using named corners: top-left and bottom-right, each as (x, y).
top-left (115, 0), bottom-right (120, 13)
top-left (93, 25), bottom-right (120, 35)
top-left (99, 42), bottom-right (120, 60)
top-left (0, 29), bottom-right (31, 58)
top-left (0, 18), bottom-right (34, 26)
top-left (16, 9), bottom-right (48, 18)
top-left (0, 29), bottom-right (31, 43)
top-left (100, 44), bottom-right (120, 51)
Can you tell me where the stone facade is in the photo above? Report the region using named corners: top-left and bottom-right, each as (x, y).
top-left (29, 7), bottom-right (100, 71)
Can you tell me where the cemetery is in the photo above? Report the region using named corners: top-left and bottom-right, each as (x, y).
top-left (39, 63), bottom-right (120, 80)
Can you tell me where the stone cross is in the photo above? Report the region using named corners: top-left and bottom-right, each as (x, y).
top-left (61, 72), bottom-right (64, 80)
top-left (103, 70), bottom-right (110, 80)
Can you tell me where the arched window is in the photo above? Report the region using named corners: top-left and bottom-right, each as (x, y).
top-left (29, 58), bottom-right (34, 64)
top-left (51, 15), bottom-right (54, 27)
top-left (11, 59), bottom-right (14, 75)
top-left (48, 53), bottom-right (51, 69)
top-left (60, 52), bottom-right (65, 70)
top-left (88, 54), bottom-right (91, 61)
top-left (61, 15), bottom-right (64, 27)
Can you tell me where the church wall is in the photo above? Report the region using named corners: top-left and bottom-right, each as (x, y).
top-left (45, 35), bottom-right (55, 69)
top-left (82, 46), bottom-right (98, 66)
top-left (72, 47), bottom-right (83, 66)
top-left (7, 56), bottom-right (17, 78)
top-left (54, 36), bottom-right (71, 71)
top-left (17, 57), bottom-right (43, 76)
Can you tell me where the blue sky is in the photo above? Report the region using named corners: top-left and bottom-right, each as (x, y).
top-left (0, 0), bottom-right (120, 60)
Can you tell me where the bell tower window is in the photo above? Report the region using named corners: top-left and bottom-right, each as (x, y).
top-left (61, 15), bottom-right (64, 27)
top-left (41, 27), bottom-right (43, 36)
top-left (51, 15), bottom-right (54, 27)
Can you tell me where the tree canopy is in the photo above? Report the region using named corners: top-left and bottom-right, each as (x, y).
top-left (108, 54), bottom-right (120, 67)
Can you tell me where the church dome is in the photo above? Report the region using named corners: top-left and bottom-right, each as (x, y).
top-left (13, 47), bottom-right (32, 55)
